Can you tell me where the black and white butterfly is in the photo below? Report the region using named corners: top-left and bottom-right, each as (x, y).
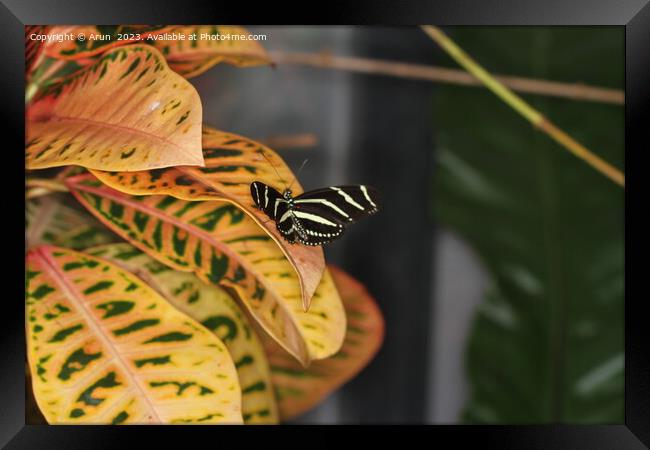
top-left (250, 181), bottom-right (381, 246)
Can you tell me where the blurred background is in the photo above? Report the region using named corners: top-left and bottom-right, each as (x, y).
top-left (190, 26), bottom-right (624, 424)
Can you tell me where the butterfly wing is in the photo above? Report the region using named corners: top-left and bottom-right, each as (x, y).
top-left (252, 182), bottom-right (381, 246)
top-left (274, 200), bottom-right (298, 243)
top-left (286, 185), bottom-right (380, 245)
top-left (250, 181), bottom-right (284, 220)
top-left (289, 208), bottom-right (345, 246)
top-left (292, 185), bottom-right (381, 224)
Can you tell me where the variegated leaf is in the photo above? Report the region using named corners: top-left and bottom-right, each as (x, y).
top-left (26, 245), bottom-right (242, 424)
top-left (26, 194), bottom-right (119, 250)
top-left (265, 265), bottom-right (384, 421)
top-left (88, 242), bottom-right (279, 424)
top-left (26, 57), bottom-right (95, 105)
top-left (91, 126), bottom-right (325, 311)
top-left (44, 26), bottom-right (173, 60)
top-left (26, 371), bottom-right (47, 424)
top-left (26, 26), bottom-right (48, 78)
top-left (26, 44), bottom-right (204, 172)
top-left (151, 25), bottom-right (271, 78)
top-left (66, 174), bottom-right (346, 366)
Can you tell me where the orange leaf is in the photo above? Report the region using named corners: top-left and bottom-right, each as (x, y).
top-left (26, 245), bottom-right (242, 424)
top-left (90, 126), bottom-right (324, 310)
top-left (26, 26), bottom-right (48, 78)
top-left (264, 265), bottom-right (384, 420)
top-left (26, 44), bottom-right (204, 172)
top-left (43, 26), bottom-right (174, 60)
top-left (65, 174), bottom-right (346, 365)
top-left (151, 25), bottom-right (271, 78)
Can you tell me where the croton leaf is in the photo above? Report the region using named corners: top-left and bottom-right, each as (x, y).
top-left (26, 26), bottom-right (48, 78)
top-left (88, 242), bottom-right (279, 424)
top-left (26, 57), bottom-right (95, 105)
top-left (26, 26), bottom-right (175, 103)
top-left (151, 25), bottom-right (271, 78)
top-left (66, 174), bottom-right (346, 366)
top-left (43, 26), bottom-right (173, 60)
top-left (90, 126), bottom-right (325, 311)
top-left (26, 194), bottom-right (119, 250)
top-left (26, 245), bottom-right (242, 424)
top-left (265, 265), bottom-right (384, 421)
top-left (26, 44), bottom-right (204, 172)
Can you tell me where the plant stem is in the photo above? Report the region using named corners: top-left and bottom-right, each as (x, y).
top-left (26, 178), bottom-right (69, 192)
top-left (26, 187), bottom-right (53, 200)
top-left (269, 51), bottom-right (624, 105)
top-left (420, 26), bottom-right (625, 188)
top-left (26, 178), bottom-right (69, 199)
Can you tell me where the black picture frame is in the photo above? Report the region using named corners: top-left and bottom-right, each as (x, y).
top-left (5, 1), bottom-right (647, 447)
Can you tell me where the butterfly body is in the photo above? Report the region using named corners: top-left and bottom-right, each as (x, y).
top-left (251, 181), bottom-right (380, 246)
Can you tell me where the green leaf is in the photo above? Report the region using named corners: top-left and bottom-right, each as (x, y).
top-left (433, 28), bottom-right (623, 423)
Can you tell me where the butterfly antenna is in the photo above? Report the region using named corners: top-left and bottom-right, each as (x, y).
top-left (287, 158), bottom-right (309, 192)
top-left (259, 149), bottom-right (287, 189)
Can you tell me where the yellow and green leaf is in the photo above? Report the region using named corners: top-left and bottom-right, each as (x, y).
top-left (43, 26), bottom-right (173, 60)
top-left (26, 245), bottom-right (242, 424)
top-left (26, 44), bottom-right (204, 172)
top-left (66, 174), bottom-right (346, 366)
top-left (265, 265), bottom-right (384, 421)
top-left (88, 242), bottom-right (279, 424)
top-left (91, 126), bottom-right (325, 311)
top-left (151, 25), bottom-right (271, 78)
top-left (26, 194), bottom-right (119, 250)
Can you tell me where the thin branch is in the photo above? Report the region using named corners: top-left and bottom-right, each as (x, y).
top-left (26, 187), bottom-right (56, 200)
top-left (269, 50), bottom-right (624, 105)
top-left (26, 178), bottom-right (69, 200)
top-left (26, 178), bottom-right (69, 192)
top-left (420, 26), bottom-right (624, 188)
top-left (260, 133), bottom-right (318, 150)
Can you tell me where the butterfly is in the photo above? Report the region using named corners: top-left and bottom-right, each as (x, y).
top-left (250, 181), bottom-right (381, 246)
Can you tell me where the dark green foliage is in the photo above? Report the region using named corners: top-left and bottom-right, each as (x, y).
top-left (433, 28), bottom-right (623, 423)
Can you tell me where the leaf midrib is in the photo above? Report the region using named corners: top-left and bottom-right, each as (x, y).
top-left (531, 29), bottom-right (567, 422)
top-left (68, 176), bottom-right (309, 363)
top-left (37, 246), bottom-right (163, 422)
top-left (41, 115), bottom-right (196, 158)
top-left (176, 165), bottom-right (318, 309)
